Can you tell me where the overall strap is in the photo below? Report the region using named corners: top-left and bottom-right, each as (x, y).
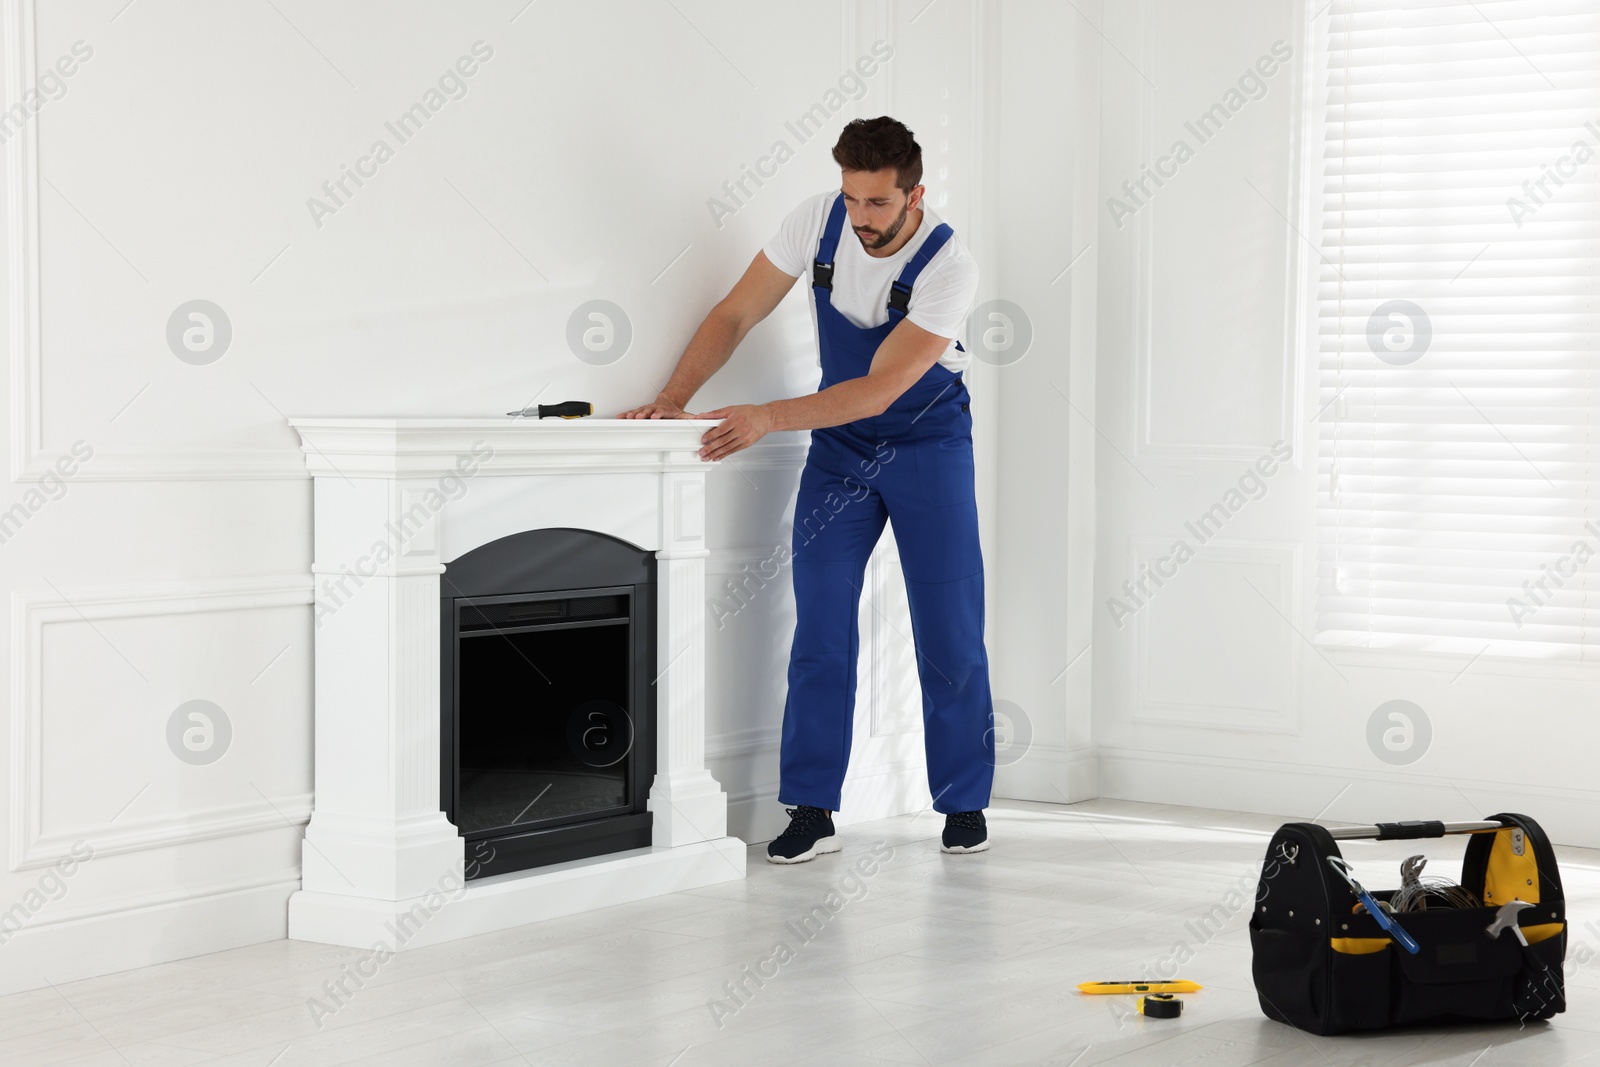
top-left (812, 194), bottom-right (849, 298)
top-left (886, 222), bottom-right (955, 322)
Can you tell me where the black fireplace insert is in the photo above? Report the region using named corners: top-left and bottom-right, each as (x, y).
top-left (440, 528), bottom-right (655, 879)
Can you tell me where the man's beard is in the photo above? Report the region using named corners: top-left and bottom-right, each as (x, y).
top-left (855, 202), bottom-right (910, 250)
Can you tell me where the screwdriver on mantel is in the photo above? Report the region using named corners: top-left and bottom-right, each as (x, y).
top-left (506, 401), bottom-right (593, 419)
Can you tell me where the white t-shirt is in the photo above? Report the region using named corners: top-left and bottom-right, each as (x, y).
top-left (763, 191), bottom-right (980, 375)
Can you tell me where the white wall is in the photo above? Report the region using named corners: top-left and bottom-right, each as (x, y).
top-left (985, 1), bottom-right (1101, 808)
top-left (1084, 0), bottom-right (1600, 847)
top-left (0, 0), bottom-right (998, 993)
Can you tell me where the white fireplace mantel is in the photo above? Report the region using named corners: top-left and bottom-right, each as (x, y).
top-left (284, 417), bottom-right (746, 950)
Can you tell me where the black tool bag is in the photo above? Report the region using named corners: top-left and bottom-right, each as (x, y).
top-left (1249, 813), bottom-right (1566, 1034)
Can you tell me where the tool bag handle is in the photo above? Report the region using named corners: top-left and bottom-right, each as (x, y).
top-left (1326, 820), bottom-right (1502, 841)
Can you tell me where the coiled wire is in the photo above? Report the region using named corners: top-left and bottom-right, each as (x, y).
top-left (1389, 854), bottom-right (1481, 913)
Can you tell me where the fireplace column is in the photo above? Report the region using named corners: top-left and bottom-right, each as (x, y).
top-left (299, 479), bottom-right (464, 904)
top-left (649, 462), bottom-right (731, 846)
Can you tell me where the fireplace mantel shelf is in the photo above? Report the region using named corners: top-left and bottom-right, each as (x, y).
top-left (286, 417), bottom-right (732, 477)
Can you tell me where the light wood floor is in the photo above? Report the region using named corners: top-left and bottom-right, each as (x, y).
top-left (4, 799), bottom-right (1599, 1066)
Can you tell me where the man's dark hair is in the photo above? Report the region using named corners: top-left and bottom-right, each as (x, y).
top-left (832, 117), bottom-right (923, 193)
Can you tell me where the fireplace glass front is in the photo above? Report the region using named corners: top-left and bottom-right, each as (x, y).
top-left (441, 530), bottom-right (655, 879)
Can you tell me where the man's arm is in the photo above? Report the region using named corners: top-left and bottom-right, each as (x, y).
top-left (618, 252), bottom-right (797, 419)
top-left (694, 318), bottom-right (952, 461)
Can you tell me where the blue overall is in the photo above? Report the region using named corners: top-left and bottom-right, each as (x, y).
top-left (777, 195), bottom-right (995, 816)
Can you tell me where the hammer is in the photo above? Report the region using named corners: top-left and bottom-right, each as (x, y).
top-left (1486, 900), bottom-right (1538, 952)
top-left (1486, 900), bottom-right (1563, 1011)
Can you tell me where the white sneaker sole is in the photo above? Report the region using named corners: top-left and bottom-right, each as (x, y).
top-left (941, 839), bottom-right (990, 854)
top-left (766, 834), bottom-right (842, 864)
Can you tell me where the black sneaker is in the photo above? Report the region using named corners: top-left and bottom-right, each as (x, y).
top-left (766, 806), bottom-right (840, 864)
top-left (941, 810), bottom-right (989, 853)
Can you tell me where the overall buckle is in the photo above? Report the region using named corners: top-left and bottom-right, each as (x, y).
top-left (812, 261), bottom-right (835, 290)
top-left (887, 281), bottom-right (913, 314)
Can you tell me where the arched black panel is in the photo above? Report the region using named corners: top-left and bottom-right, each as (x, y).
top-left (439, 526), bottom-right (656, 877)
top-left (443, 527), bottom-right (652, 596)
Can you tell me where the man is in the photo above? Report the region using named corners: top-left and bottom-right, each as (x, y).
top-left (621, 117), bottom-right (994, 861)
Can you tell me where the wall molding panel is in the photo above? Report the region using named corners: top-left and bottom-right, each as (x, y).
top-left (1126, 0), bottom-right (1306, 464)
top-left (1130, 537), bottom-right (1301, 734)
top-left (3, 0), bottom-right (307, 483)
top-left (5, 0), bottom-right (44, 482)
top-left (9, 575), bottom-right (314, 871)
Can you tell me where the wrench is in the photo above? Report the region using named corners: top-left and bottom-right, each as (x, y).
top-left (1327, 856), bottom-right (1421, 954)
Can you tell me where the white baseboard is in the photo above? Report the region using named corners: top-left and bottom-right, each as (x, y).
top-left (0, 875), bottom-right (297, 997)
top-left (724, 782), bottom-right (781, 845)
top-left (838, 762), bottom-right (936, 826)
top-left (993, 744), bottom-right (1099, 805)
top-left (1099, 747), bottom-right (1600, 849)
top-left (721, 762), bottom-right (946, 844)
top-left (289, 838), bottom-right (746, 951)
top-left (722, 745), bottom-right (1100, 846)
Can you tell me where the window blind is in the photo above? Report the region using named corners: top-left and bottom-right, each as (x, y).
top-left (1316, 0), bottom-right (1600, 658)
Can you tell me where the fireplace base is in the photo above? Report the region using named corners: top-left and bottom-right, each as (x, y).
top-left (288, 837), bottom-right (745, 951)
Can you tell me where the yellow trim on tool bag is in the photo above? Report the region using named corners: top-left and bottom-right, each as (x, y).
top-left (1523, 922), bottom-right (1563, 945)
top-left (1481, 827), bottom-right (1540, 906)
top-left (1330, 937), bottom-right (1390, 955)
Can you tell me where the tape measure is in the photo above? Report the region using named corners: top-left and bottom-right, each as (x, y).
top-left (1138, 993), bottom-right (1182, 1019)
top-left (1077, 980), bottom-right (1202, 995)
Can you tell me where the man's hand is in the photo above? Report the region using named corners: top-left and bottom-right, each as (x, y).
top-left (618, 395), bottom-right (690, 420)
top-left (695, 404), bottom-right (773, 460)
top-left (618, 253), bottom-right (797, 423)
